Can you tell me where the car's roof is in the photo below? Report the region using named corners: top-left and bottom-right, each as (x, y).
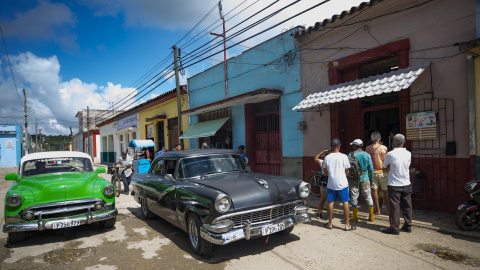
top-left (158, 149), bottom-right (238, 159)
top-left (21, 151), bottom-right (93, 164)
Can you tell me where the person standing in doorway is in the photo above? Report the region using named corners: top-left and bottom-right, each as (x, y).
top-left (366, 132), bottom-right (389, 215)
top-left (322, 138), bottom-right (355, 231)
top-left (114, 151), bottom-right (133, 195)
top-left (174, 144), bottom-right (182, 151)
top-left (348, 139), bottom-right (375, 222)
top-left (382, 134), bottom-right (412, 235)
top-left (238, 145), bottom-right (248, 165)
top-left (314, 149), bottom-right (330, 219)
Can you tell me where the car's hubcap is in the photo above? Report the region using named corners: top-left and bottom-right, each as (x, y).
top-left (189, 219), bottom-right (198, 248)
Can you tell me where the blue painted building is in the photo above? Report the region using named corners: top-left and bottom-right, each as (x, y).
top-left (0, 125), bottom-right (23, 167)
top-left (183, 28), bottom-right (304, 179)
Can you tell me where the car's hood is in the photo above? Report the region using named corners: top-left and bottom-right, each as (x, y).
top-left (20, 173), bottom-right (98, 204)
top-left (190, 172), bottom-right (300, 210)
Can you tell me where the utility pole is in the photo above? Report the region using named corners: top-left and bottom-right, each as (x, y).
top-left (87, 107), bottom-right (90, 156)
top-left (70, 127), bottom-right (73, 151)
top-left (172, 45), bottom-right (183, 148)
top-left (35, 117), bottom-right (38, 152)
top-left (23, 89), bottom-right (28, 155)
top-left (210, 1), bottom-right (227, 98)
top-left (39, 129), bottom-right (42, 152)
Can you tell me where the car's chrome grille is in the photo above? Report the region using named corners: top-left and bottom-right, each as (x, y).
top-left (20, 199), bottom-right (106, 221)
top-left (230, 204), bottom-right (297, 227)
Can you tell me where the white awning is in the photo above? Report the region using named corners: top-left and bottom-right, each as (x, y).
top-left (129, 140), bottom-right (155, 148)
top-left (292, 62), bottom-right (430, 111)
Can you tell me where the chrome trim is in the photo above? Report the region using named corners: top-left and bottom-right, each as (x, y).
top-left (200, 207), bottom-right (310, 245)
top-left (298, 182), bottom-right (310, 198)
top-left (20, 198), bottom-right (105, 212)
top-left (212, 200), bottom-right (306, 224)
top-left (203, 220), bottom-right (234, 234)
top-left (5, 202), bottom-right (115, 224)
top-left (3, 209), bottom-right (118, 233)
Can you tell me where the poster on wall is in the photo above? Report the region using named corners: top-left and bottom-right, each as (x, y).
top-left (146, 124), bottom-right (154, 139)
top-left (406, 111), bottom-right (436, 140)
top-left (6, 140), bottom-right (13, 148)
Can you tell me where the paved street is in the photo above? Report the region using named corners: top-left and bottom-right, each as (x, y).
top-left (1, 166), bottom-right (480, 270)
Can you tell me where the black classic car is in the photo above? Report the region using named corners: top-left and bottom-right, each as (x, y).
top-left (131, 149), bottom-right (310, 255)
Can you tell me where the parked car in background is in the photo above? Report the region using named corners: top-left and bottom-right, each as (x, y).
top-left (131, 149), bottom-right (311, 255)
top-left (3, 151), bottom-right (118, 244)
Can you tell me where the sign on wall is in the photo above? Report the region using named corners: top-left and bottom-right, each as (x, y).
top-left (406, 111), bottom-right (436, 140)
top-left (146, 124), bottom-right (154, 139)
top-left (6, 140), bottom-right (14, 148)
top-left (116, 114), bottom-right (138, 130)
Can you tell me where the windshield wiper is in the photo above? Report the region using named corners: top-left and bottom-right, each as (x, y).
top-left (201, 171), bottom-right (220, 179)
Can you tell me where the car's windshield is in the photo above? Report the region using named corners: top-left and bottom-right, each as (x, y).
top-left (179, 154), bottom-right (247, 178)
top-left (22, 157), bottom-right (94, 177)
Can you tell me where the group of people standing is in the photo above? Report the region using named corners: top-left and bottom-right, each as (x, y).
top-left (315, 132), bottom-right (413, 235)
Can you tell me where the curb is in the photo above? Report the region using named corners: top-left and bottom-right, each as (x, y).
top-left (306, 202), bottom-right (480, 240)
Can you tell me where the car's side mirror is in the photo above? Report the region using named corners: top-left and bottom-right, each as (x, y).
top-left (165, 174), bottom-right (174, 181)
top-left (95, 167), bottom-right (106, 174)
top-left (5, 173), bottom-right (19, 181)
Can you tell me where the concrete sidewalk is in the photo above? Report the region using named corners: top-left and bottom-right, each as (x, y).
top-left (305, 194), bottom-right (480, 239)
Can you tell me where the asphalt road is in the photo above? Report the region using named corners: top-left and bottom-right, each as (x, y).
top-left (1, 166), bottom-right (480, 270)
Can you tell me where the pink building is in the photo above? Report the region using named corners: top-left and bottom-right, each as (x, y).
top-left (292, 0), bottom-right (475, 213)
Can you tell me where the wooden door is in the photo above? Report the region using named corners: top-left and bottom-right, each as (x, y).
top-left (254, 99), bottom-right (281, 175)
top-left (167, 118), bottom-right (178, 151)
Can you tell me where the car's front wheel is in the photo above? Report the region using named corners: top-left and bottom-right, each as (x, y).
top-left (141, 198), bottom-right (156, 219)
top-left (187, 214), bottom-right (212, 255)
top-left (99, 217), bottom-right (116, 228)
top-left (7, 232), bottom-right (25, 244)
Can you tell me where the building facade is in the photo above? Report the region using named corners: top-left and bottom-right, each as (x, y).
top-left (185, 28), bottom-right (303, 179)
top-left (292, 0), bottom-right (474, 213)
top-left (0, 125), bottom-right (23, 167)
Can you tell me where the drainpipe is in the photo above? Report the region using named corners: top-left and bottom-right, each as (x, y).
top-left (467, 55), bottom-right (478, 177)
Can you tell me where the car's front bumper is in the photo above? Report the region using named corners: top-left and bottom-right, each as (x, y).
top-left (3, 206), bottom-right (118, 233)
top-left (200, 205), bottom-right (310, 245)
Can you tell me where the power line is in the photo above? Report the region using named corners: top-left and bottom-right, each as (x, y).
top-left (0, 24), bottom-right (23, 107)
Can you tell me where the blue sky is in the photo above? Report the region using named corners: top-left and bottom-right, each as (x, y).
top-left (0, 0), bottom-right (364, 135)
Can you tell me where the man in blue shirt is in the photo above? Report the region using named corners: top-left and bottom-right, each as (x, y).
top-left (238, 145), bottom-right (248, 164)
top-left (348, 139), bottom-right (375, 222)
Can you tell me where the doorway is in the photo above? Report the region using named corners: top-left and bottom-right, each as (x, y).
top-left (363, 108), bottom-right (399, 146)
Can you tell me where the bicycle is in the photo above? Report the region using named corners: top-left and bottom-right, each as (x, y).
top-left (308, 171), bottom-right (327, 197)
top-left (110, 166), bottom-right (122, 197)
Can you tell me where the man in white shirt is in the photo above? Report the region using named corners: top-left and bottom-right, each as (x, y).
top-left (382, 134), bottom-right (412, 235)
top-left (114, 151), bottom-right (133, 195)
top-left (322, 138), bottom-right (355, 231)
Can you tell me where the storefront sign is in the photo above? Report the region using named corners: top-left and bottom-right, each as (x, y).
top-left (0, 130), bottom-right (16, 134)
top-left (406, 111), bottom-right (436, 140)
top-left (116, 114), bottom-right (138, 130)
top-left (146, 124), bottom-right (154, 139)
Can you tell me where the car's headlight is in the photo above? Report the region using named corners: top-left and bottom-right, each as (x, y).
top-left (103, 185), bottom-right (114, 197)
top-left (215, 194), bottom-right (232, 213)
top-left (298, 182), bottom-right (310, 198)
top-left (6, 194), bottom-right (22, 207)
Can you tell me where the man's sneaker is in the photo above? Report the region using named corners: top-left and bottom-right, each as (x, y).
top-left (381, 228), bottom-right (399, 235)
top-left (401, 226), bottom-right (412, 233)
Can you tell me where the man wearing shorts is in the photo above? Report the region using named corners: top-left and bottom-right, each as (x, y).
top-left (366, 132), bottom-right (389, 215)
top-left (322, 138), bottom-right (355, 231)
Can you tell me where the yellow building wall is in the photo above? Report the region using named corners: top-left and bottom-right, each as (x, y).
top-left (138, 95), bottom-right (190, 151)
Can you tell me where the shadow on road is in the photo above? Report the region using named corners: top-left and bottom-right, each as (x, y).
top-left (126, 206), bottom-right (302, 263)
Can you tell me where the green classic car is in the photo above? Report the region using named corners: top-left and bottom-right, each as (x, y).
top-left (3, 151), bottom-right (117, 244)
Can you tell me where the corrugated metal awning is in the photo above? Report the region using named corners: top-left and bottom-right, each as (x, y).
top-left (292, 62), bottom-right (430, 111)
top-left (179, 117), bottom-right (229, 139)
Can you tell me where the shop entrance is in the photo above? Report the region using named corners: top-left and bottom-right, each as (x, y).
top-left (363, 107), bottom-right (399, 147)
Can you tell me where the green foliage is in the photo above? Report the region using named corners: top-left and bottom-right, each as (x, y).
top-left (42, 135), bottom-right (71, 151)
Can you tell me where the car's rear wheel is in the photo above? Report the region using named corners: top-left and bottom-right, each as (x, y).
top-left (99, 217), bottom-right (116, 228)
top-left (7, 232), bottom-right (26, 244)
top-left (277, 226), bottom-right (294, 235)
top-left (141, 198), bottom-right (155, 219)
top-left (187, 214), bottom-right (212, 255)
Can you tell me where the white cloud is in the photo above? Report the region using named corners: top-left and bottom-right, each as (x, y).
top-left (1, 0), bottom-right (78, 51)
top-left (0, 52), bottom-right (138, 135)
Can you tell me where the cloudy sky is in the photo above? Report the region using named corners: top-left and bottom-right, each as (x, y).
top-left (0, 0), bottom-right (364, 135)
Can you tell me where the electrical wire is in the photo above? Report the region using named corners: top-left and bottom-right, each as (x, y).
top-left (0, 24), bottom-right (23, 107)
